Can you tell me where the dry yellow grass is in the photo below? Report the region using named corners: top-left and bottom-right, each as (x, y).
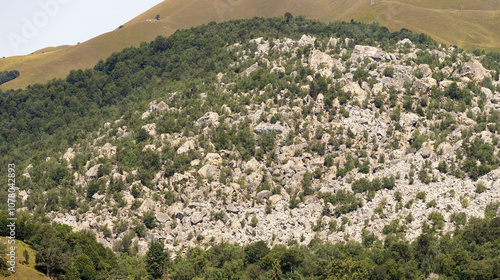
top-left (1, 0), bottom-right (499, 90)
top-left (355, 1), bottom-right (500, 51)
top-left (0, 237), bottom-right (47, 280)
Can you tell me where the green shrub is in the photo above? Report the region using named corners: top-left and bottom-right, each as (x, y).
top-left (352, 178), bottom-right (371, 193)
top-left (358, 161), bottom-right (370, 174)
top-left (135, 128), bottom-right (151, 143)
top-left (437, 161), bottom-right (448, 173)
top-left (416, 191), bottom-right (426, 201)
top-left (143, 211), bottom-right (157, 229)
top-left (383, 66), bottom-right (394, 78)
top-left (475, 183), bottom-right (487, 193)
top-left (450, 212), bottom-right (467, 226)
top-left (250, 216), bottom-right (258, 228)
top-left (325, 154), bottom-right (335, 167)
top-left (426, 199), bottom-right (437, 208)
top-left (301, 171), bottom-right (314, 195)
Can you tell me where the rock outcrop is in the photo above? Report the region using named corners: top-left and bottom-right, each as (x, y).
top-left (461, 59), bottom-right (489, 82)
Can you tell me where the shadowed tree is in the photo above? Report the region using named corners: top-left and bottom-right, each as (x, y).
top-left (146, 241), bottom-right (169, 279)
top-left (35, 229), bottom-right (67, 277)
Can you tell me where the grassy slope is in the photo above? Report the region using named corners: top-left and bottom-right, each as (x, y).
top-left (0, 0), bottom-right (499, 90)
top-left (0, 237), bottom-right (47, 280)
top-left (355, 0), bottom-right (500, 51)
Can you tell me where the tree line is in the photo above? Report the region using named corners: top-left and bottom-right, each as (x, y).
top-left (0, 70), bottom-right (19, 85)
top-left (0, 205), bottom-right (499, 279)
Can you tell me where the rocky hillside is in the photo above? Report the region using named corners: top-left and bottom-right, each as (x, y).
top-left (23, 33), bottom-right (500, 257)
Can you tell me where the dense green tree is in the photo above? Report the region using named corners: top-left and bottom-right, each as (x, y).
top-left (0, 70), bottom-right (20, 85)
top-left (258, 132), bottom-right (276, 153)
top-left (143, 211), bottom-right (157, 229)
top-left (135, 128), bottom-right (151, 143)
top-left (35, 231), bottom-right (66, 277)
top-left (301, 171), bottom-right (314, 195)
top-left (172, 260), bottom-right (196, 280)
top-left (65, 264), bottom-right (80, 280)
top-left (0, 243), bottom-right (9, 276)
top-left (212, 122), bottom-right (233, 150)
top-left (81, 264), bottom-right (97, 280)
top-left (146, 241), bottom-right (169, 279)
top-left (244, 240), bottom-right (270, 264)
top-left (236, 125), bottom-right (255, 160)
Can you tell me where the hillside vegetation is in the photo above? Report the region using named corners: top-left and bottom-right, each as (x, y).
top-left (0, 237), bottom-right (46, 280)
top-left (1, 210), bottom-right (499, 279)
top-left (1, 0), bottom-right (500, 89)
top-left (1, 16), bottom-right (500, 279)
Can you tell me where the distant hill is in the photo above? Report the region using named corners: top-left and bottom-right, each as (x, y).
top-left (1, 0), bottom-right (499, 90)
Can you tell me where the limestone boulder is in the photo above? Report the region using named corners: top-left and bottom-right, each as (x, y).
top-left (138, 198), bottom-right (155, 214)
top-left (270, 66), bottom-right (285, 73)
top-left (342, 82), bottom-right (367, 102)
top-left (399, 113), bottom-right (420, 127)
top-left (226, 204), bottom-right (239, 214)
top-left (156, 212), bottom-right (171, 223)
top-left (171, 173), bottom-right (190, 184)
top-left (99, 143), bottom-right (117, 158)
top-left (420, 147), bottom-right (433, 159)
top-left (177, 140), bottom-right (195, 154)
top-left (250, 37), bottom-right (270, 54)
top-left (309, 50), bottom-right (334, 69)
top-left (269, 194), bottom-right (282, 204)
top-left (141, 123), bottom-right (156, 136)
top-left (198, 164), bottom-right (219, 178)
top-left (63, 148), bottom-right (75, 162)
top-left (205, 153), bottom-right (223, 166)
top-left (351, 45), bottom-right (387, 61)
top-left (149, 100), bottom-right (168, 112)
top-left (298, 34), bottom-right (316, 47)
top-left (256, 190), bottom-right (271, 200)
top-left (240, 63), bottom-right (259, 77)
top-left (245, 158), bottom-right (261, 171)
top-left (413, 77), bottom-right (437, 92)
top-left (86, 164), bottom-right (102, 179)
top-left (196, 112), bottom-right (219, 125)
top-left (461, 59), bottom-right (488, 83)
top-left (327, 37), bottom-right (339, 47)
top-left (254, 123), bottom-right (285, 135)
top-left (397, 38), bottom-right (414, 48)
top-left (191, 211), bottom-right (207, 225)
top-left (245, 172), bottom-right (263, 187)
top-left (419, 64), bottom-right (432, 77)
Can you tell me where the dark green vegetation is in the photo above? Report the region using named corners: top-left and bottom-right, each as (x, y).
top-left (0, 212), bottom-right (116, 279)
top-left (0, 70), bottom-right (19, 86)
top-left (0, 203), bottom-right (499, 279)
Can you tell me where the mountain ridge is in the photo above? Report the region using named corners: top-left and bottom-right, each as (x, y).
top-left (1, 0), bottom-right (500, 90)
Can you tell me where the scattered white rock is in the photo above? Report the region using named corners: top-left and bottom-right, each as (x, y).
top-left (240, 63), bottom-right (259, 76)
top-left (196, 112), bottom-right (219, 125)
top-left (298, 34), bottom-right (316, 47)
top-left (177, 140), bottom-right (195, 154)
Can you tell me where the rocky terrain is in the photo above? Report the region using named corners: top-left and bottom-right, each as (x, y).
top-left (22, 34), bottom-right (500, 257)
